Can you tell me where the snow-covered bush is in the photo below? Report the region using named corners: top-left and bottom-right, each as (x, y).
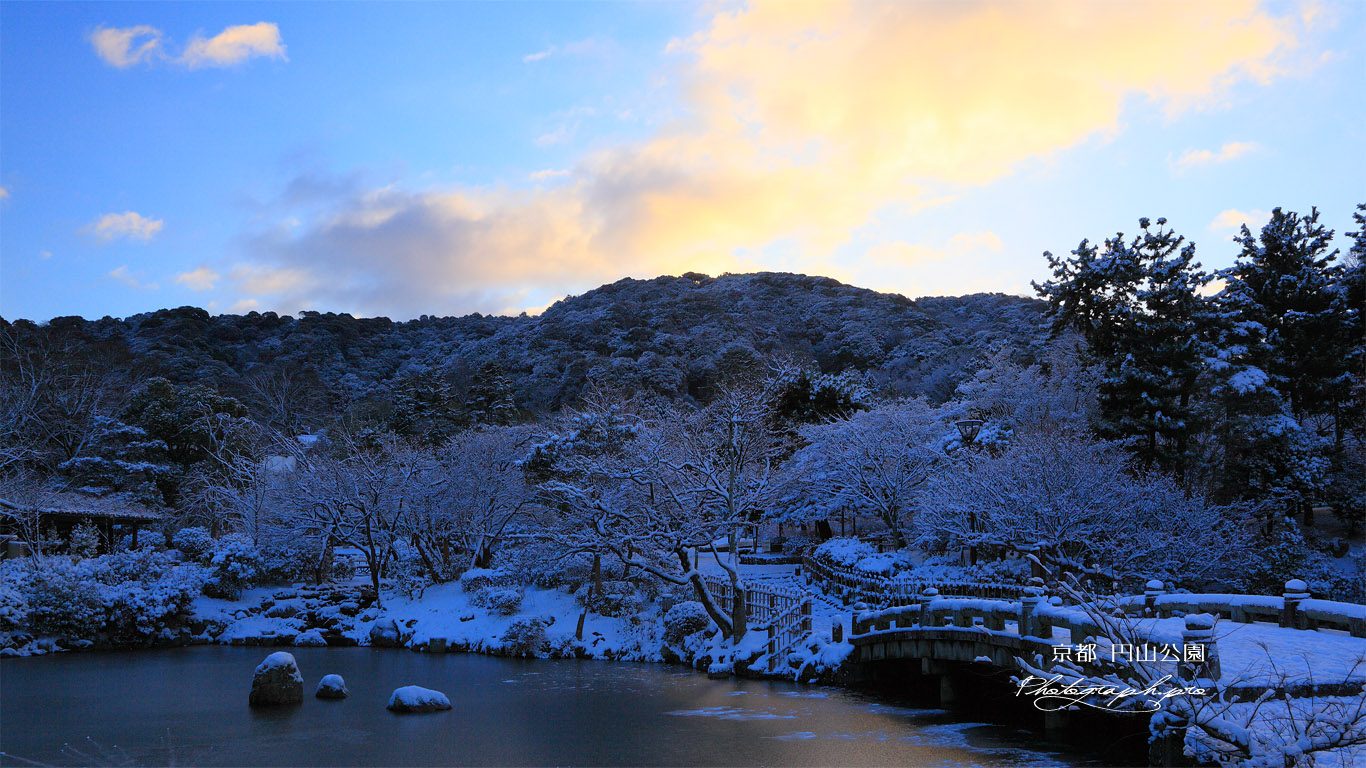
top-left (812, 537), bottom-right (913, 575)
top-left (573, 579), bottom-right (645, 618)
top-left (459, 568), bottom-right (503, 593)
top-left (0, 565), bottom-right (29, 631)
top-left (257, 536), bottom-right (321, 585)
top-left (70, 522), bottom-right (101, 559)
top-left (391, 555), bottom-right (431, 599)
top-left (26, 567), bottom-right (105, 638)
top-left (203, 535), bottom-right (262, 599)
top-left (500, 617), bottom-right (549, 657)
top-left (5, 548), bottom-right (203, 644)
top-left (663, 600), bottom-right (711, 645)
top-left (172, 526), bottom-right (214, 560)
top-left (471, 586), bottom-right (522, 615)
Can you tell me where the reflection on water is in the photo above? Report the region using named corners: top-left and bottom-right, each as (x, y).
top-left (2, 647), bottom-right (1091, 766)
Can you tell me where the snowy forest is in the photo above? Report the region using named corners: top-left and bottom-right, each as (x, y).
top-left (2, 205), bottom-right (1364, 765)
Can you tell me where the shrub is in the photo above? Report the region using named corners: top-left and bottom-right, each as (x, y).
top-left (573, 579), bottom-right (645, 618)
top-left (391, 555), bottom-right (431, 599)
top-left (203, 535), bottom-right (261, 600)
top-left (663, 600), bottom-right (711, 645)
top-left (26, 568), bottom-right (104, 639)
top-left (172, 527), bottom-right (214, 560)
top-left (70, 522), bottom-right (102, 559)
top-left (258, 536), bottom-right (320, 585)
top-left (471, 586), bottom-right (522, 615)
top-left (1, 549), bottom-right (204, 644)
top-left (501, 617), bottom-right (549, 657)
top-left (460, 568), bottom-right (508, 593)
top-left (0, 565), bottom-right (29, 631)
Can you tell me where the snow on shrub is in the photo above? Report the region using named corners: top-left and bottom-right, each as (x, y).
top-left (203, 535), bottom-right (262, 600)
top-left (663, 600), bottom-right (711, 645)
top-left (5, 548), bottom-right (204, 643)
top-left (459, 568), bottom-right (502, 593)
top-left (0, 565), bottom-right (29, 631)
top-left (813, 537), bottom-right (912, 575)
top-left (172, 526), bottom-right (214, 560)
top-left (471, 586), bottom-right (522, 615)
top-left (573, 580), bottom-right (644, 618)
top-left (500, 617), bottom-right (549, 657)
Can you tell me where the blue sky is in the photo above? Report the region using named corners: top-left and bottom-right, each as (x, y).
top-left (2, 1), bottom-right (1363, 321)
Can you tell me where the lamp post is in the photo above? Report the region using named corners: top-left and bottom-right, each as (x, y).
top-left (954, 419), bottom-right (984, 565)
top-left (955, 419), bottom-right (983, 444)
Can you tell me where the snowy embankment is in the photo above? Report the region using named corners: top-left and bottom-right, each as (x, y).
top-left (186, 576), bottom-right (852, 682)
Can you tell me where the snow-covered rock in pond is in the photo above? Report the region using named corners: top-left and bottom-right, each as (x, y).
top-left (249, 652), bottom-right (303, 706)
top-left (294, 629), bottom-right (327, 647)
top-left (386, 685), bottom-right (451, 713)
top-left (368, 618), bottom-right (401, 647)
top-left (315, 674), bottom-right (349, 699)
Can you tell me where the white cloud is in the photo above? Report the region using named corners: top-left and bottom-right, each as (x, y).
top-left (87, 211), bottom-right (164, 241)
top-left (175, 266), bottom-right (220, 292)
top-left (529, 169), bottom-right (571, 181)
top-left (226, 1), bottom-right (1309, 318)
top-left (89, 25), bottom-right (164, 68)
top-left (0, 186), bottom-right (10, 201)
top-left (108, 266), bottom-right (159, 290)
top-left (523, 38), bottom-right (613, 63)
top-left (1174, 141), bottom-right (1260, 169)
top-left (181, 22), bottom-right (286, 68)
top-left (1209, 208), bottom-right (1272, 231)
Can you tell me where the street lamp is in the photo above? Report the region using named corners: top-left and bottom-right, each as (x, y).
top-left (955, 419), bottom-right (983, 444)
top-left (954, 418), bottom-right (984, 567)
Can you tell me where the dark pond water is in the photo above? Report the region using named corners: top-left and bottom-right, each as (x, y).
top-left (2, 648), bottom-right (1093, 766)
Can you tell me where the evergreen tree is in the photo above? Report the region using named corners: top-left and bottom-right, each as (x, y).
top-left (57, 416), bottom-right (173, 507)
top-left (1034, 218), bottom-right (1213, 476)
top-left (1221, 208), bottom-right (1344, 422)
top-left (465, 362), bottom-right (517, 427)
top-left (390, 369), bottom-right (461, 445)
top-left (121, 377), bottom-right (253, 506)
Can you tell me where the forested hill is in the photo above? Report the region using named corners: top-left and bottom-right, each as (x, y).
top-left (1, 272), bottom-right (1048, 422)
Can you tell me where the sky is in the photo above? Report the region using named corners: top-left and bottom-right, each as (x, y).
top-left (1, 0), bottom-right (1363, 322)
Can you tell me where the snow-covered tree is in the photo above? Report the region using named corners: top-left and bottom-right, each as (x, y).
top-left (953, 338), bottom-right (1100, 438)
top-left (1034, 218), bottom-right (1215, 478)
top-left (532, 384), bottom-right (780, 641)
top-left (918, 430), bottom-right (1256, 590)
top-left (408, 426), bottom-right (535, 578)
top-left (780, 399), bottom-right (945, 549)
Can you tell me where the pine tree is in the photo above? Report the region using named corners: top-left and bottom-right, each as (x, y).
top-left (1034, 218), bottom-right (1213, 476)
top-left (390, 369), bottom-right (461, 444)
top-left (465, 362), bottom-right (517, 427)
top-left (1221, 208), bottom-right (1343, 421)
top-left (1210, 208), bottom-right (1344, 519)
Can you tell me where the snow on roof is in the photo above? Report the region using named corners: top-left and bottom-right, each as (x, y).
top-left (0, 493), bottom-right (163, 523)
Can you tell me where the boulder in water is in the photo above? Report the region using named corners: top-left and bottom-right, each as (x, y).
top-left (315, 674), bottom-right (349, 699)
top-left (249, 652), bottom-right (303, 706)
top-left (387, 685), bottom-right (451, 713)
top-left (294, 629), bottom-right (328, 647)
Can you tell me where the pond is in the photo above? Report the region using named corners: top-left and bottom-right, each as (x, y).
top-left (2, 648), bottom-right (1097, 766)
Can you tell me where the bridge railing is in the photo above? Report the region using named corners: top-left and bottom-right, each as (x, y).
top-left (850, 592), bottom-right (1225, 683)
top-left (1116, 579), bottom-right (1366, 637)
top-left (801, 552), bottom-right (1031, 605)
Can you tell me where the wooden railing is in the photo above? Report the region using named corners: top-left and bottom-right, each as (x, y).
top-left (702, 575), bottom-right (814, 672)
